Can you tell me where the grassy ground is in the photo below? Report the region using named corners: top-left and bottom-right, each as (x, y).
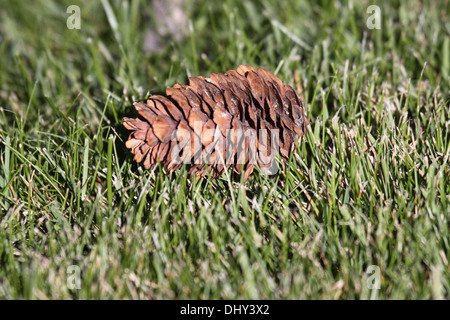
top-left (0, 0), bottom-right (449, 299)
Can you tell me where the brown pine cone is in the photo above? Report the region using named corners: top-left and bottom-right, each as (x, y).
top-left (123, 65), bottom-right (309, 180)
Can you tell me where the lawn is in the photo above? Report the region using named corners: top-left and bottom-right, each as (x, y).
top-left (0, 0), bottom-right (449, 299)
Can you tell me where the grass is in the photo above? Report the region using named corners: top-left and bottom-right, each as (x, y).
top-left (0, 0), bottom-right (449, 299)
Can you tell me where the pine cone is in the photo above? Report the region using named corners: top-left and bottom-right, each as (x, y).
top-left (123, 65), bottom-right (309, 180)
